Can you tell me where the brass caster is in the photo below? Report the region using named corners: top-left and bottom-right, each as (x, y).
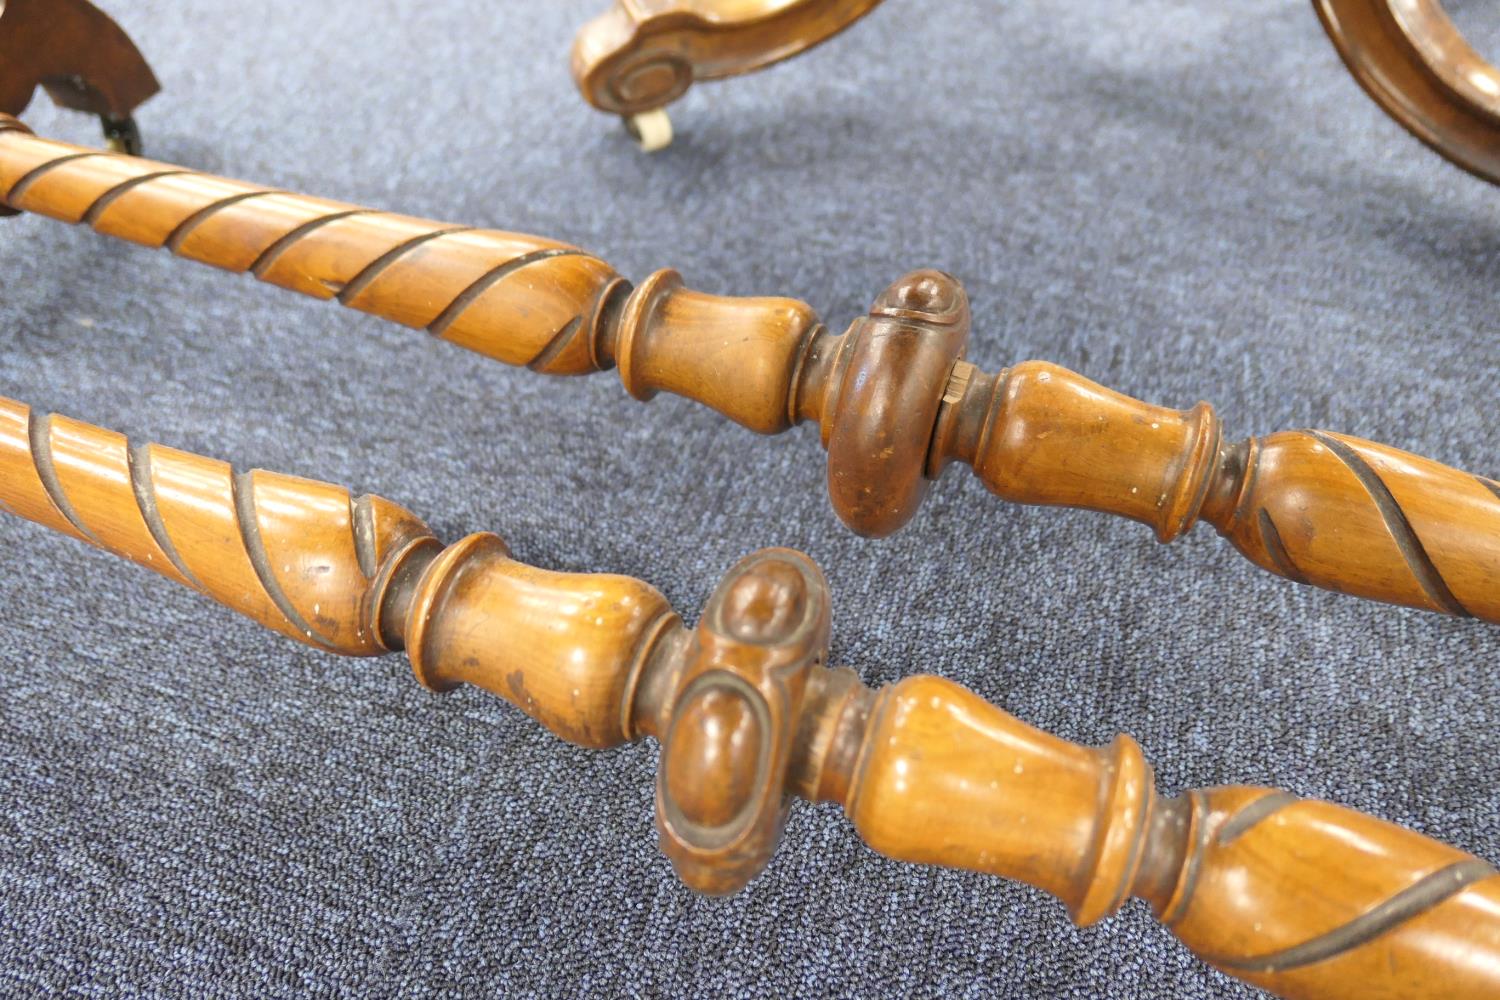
top-left (101, 115), bottom-right (141, 155)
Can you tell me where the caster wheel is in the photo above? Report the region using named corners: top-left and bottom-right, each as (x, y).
top-left (624, 108), bottom-right (673, 152)
top-left (102, 115), bottom-right (142, 156)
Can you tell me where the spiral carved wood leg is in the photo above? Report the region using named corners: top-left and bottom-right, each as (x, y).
top-left (0, 398), bottom-right (433, 654)
top-left (0, 122), bottom-right (625, 376)
top-left (1151, 788), bottom-right (1500, 995)
top-left (1204, 432), bottom-right (1500, 621)
top-left (2, 122), bottom-right (1497, 624)
top-left (2, 396), bottom-right (1497, 998)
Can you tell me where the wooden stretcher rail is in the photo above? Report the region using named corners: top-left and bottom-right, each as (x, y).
top-left (3, 114), bottom-right (1499, 627)
top-left (1, 393), bottom-right (1497, 1000)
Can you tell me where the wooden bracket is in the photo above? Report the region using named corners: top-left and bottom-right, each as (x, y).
top-left (0, 0), bottom-right (158, 157)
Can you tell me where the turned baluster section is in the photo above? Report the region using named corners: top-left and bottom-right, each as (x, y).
top-left (611, 265), bottom-right (1500, 625)
top-left (841, 675), bottom-right (1500, 999)
top-left (933, 361), bottom-right (1500, 622)
top-left (0, 390), bottom-right (688, 753)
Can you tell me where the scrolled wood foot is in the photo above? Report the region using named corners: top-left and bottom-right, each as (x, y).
top-left (2, 397), bottom-right (1497, 999)
top-left (1, 120), bottom-right (1496, 625)
top-left (570, 0), bottom-right (885, 124)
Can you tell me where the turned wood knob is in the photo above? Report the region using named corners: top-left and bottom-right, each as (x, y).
top-left (816, 271), bottom-right (970, 537)
top-left (652, 549), bottom-right (830, 894)
top-left (610, 267), bottom-right (971, 537)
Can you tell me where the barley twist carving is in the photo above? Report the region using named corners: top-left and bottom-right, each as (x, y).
top-left (0, 128), bottom-right (624, 375)
top-left (1207, 431), bottom-right (1500, 622)
top-left (0, 398), bottom-right (433, 653)
top-left (1152, 787), bottom-right (1500, 997)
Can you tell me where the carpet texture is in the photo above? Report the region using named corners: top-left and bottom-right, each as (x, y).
top-left (1, 1), bottom-right (1498, 997)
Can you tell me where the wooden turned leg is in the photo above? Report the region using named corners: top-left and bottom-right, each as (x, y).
top-left (2, 394), bottom-right (1497, 999)
top-left (1, 122), bottom-right (1496, 626)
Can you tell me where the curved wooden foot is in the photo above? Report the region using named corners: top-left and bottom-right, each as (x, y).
top-left (1315, 0), bottom-right (1500, 185)
top-left (2, 397), bottom-right (1498, 999)
top-left (571, 0), bottom-right (885, 128)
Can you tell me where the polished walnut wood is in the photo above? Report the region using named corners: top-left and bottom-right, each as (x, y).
top-left (2, 116), bottom-right (1497, 626)
top-left (0, 0), bottom-right (158, 159)
top-left (1, 395), bottom-right (1497, 999)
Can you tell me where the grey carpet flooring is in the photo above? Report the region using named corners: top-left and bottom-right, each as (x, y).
top-left (1, 1), bottom-right (1497, 997)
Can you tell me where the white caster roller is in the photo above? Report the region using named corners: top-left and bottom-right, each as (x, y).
top-left (624, 108), bottom-right (673, 152)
